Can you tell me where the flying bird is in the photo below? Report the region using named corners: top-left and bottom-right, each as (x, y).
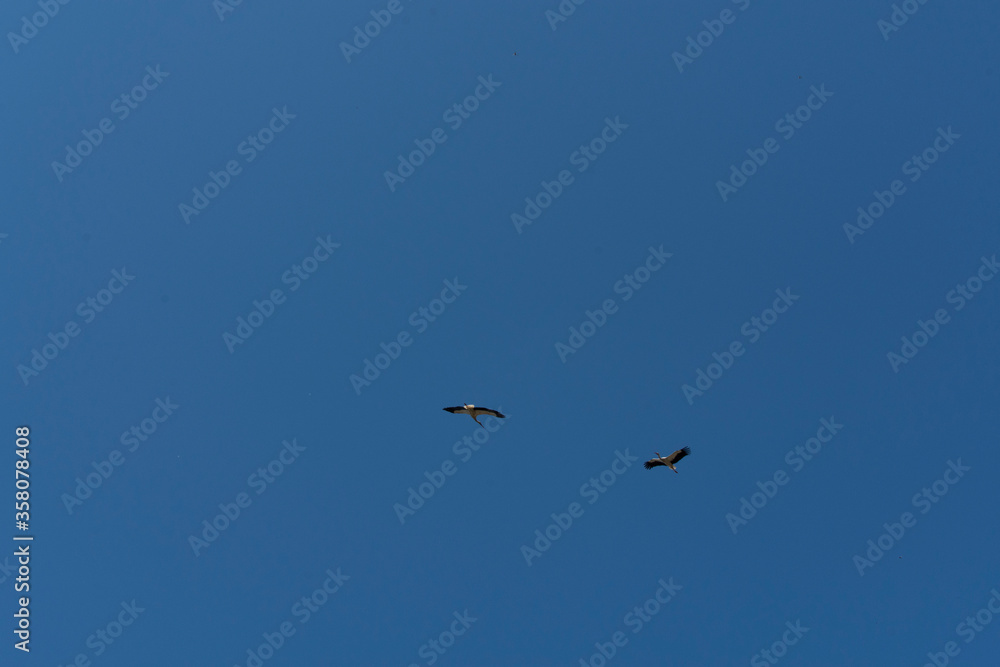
top-left (644, 447), bottom-right (691, 473)
top-left (443, 404), bottom-right (505, 428)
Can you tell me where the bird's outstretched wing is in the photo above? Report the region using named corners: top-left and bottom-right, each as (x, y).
top-left (473, 407), bottom-right (505, 419)
top-left (443, 406), bottom-right (468, 414)
top-left (666, 447), bottom-right (691, 464)
top-left (644, 458), bottom-right (666, 470)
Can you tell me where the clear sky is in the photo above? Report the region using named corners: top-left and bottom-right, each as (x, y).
top-left (4, 0), bottom-right (1000, 665)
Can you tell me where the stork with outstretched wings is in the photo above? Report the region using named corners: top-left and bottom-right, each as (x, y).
top-left (644, 447), bottom-right (691, 473)
top-left (443, 404), bottom-right (505, 428)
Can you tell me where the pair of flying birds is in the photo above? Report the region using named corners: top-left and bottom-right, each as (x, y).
top-left (442, 404), bottom-right (691, 474)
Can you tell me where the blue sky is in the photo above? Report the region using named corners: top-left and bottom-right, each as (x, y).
top-left (4, 0), bottom-right (1000, 665)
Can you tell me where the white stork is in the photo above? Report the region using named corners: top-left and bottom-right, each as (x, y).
top-left (443, 404), bottom-right (505, 428)
top-left (643, 447), bottom-right (691, 473)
